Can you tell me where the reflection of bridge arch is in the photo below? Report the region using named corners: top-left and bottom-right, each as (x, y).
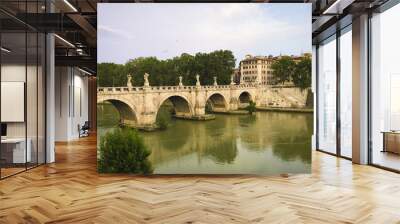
top-left (206, 93), bottom-right (228, 112)
top-left (157, 94), bottom-right (194, 118)
top-left (97, 98), bottom-right (138, 126)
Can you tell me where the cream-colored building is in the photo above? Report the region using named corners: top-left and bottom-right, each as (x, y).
top-left (232, 68), bottom-right (241, 84)
top-left (239, 53), bottom-right (311, 85)
top-left (239, 54), bottom-right (276, 85)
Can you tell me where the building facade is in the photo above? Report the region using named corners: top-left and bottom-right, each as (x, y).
top-left (233, 68), bottom-right (241, 84)
top-left (239, 54), bottom-right (275, 85)
top-left (238, 53), bottom-right (311, 85)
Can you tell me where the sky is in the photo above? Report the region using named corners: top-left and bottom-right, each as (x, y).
top-left (97, 3), bottom-right (311, 66)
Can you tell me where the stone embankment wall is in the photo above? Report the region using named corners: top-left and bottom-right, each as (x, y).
top-left (260, 87), bottom-right (310, 108)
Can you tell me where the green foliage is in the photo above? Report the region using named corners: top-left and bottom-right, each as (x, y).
top-left (271, 56), bottom-right (311, 89)
top-left (157, 116), bottom-right (168, 130)
top-left (98, 128), bottom-right (153, 174)
top-left (98, 50), bottom-right (236, 87)
top-left (205, 102), bottom-right (213, 113)
top-left (245, 101), bottom-right (257, 115)
top-left (156, 111), bottom-right (169, 130)
top-left (156, 104), bottom-right (174, 130)
top-left (292, 57), bottom-right (311, 90)
top-left (97, 63), bottom-right (128, 87)
top-left (190, 50), bottom-right (235, 86)
top-left (271, 56), bottom-right (296, 84)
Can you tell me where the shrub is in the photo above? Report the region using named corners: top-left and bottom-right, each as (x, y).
top-left (156, 106), bottom-right (171, 130)
top-left (245, 100), bottom-right (257, 115)
top-left (157, 114), bottom-right (169, 130)
top-left (98, 128), bottom-right (153, 174)
top-left (205, 102), bottom-right (213, 113)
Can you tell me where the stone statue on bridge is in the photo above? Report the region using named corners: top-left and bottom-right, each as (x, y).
top-left (196, 74), bottom-right (201, 87)
top-left (179, 76), bottom-right (183, 87)
top-left (213, 76), bottom-right (217, 86)
top-left (144, 73), bottom-right (150, 87)
top-left (127, 74), bottom-right (133, 88)
top-left (230, 75), bottom-right (235, 85)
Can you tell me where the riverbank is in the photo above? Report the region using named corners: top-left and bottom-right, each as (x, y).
top-left (212, 108), bottom-right (313, 114)
top-left (173, 114), bottom-right (216, 121)
top-left (212, 110), bottom-right (249, 115)
top-left (256, 107), bottom-right (313, 113)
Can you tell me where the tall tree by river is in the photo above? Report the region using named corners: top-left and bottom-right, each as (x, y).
top-left (292, 57), bottom-right (312, 90)
top-left (97, 63), bottom-right (128, 87)
top-left (271, 56), bottom-right (311, 89)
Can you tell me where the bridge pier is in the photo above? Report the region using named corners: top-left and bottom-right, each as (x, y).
top-left (194, 85), bottom-right (206, 117)
top-left (120, 119), bottom-right (137, 127)
top-left (138, 112), bottom-right (157, 128)
top-left (194, 104), bottom-right (206, 117)
top-left (229, 97), bottom-right (239, 111)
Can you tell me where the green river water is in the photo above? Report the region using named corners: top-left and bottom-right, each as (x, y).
top-left (98, 106), bottom-right (313, 175)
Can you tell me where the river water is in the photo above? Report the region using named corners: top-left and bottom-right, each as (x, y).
top-left (98, 109), bottom-right (313, 175)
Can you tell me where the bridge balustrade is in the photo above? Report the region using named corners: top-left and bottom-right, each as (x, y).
top-left (97, 83), bottom-right (263, 94)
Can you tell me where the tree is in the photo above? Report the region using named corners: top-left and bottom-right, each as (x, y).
top-left (202, 50), bottom-right (235, 85)
top-left (245, 100), bottom-right (257, 115)
top-left (98, 128), bottom-right (153, 174)
top-left (125, 57), bottom-right (162, 86)
top-left (176, 53), bottom-right (196, 85)
top-left (271, 56), bottom-right (296, 85)
top-left (97, 50), bottom-right (236, 87)
top-left (292, 57), bottom-right (311, 90)
top-left (156, 106), bottom-right (171, 130)
top-left (97, 63), bottom-right (128, 87)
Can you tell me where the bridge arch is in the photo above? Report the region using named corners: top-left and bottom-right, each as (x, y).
top-left (97, 98), bottom-right (138, 126)
top-left (206, 93), bottom-right (228, 112)
top-left (157, 95), bottom-right (194, 118)
top-left (238, 91), bottom-right (252, 108)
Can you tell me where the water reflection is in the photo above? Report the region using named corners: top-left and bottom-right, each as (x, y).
top-left (204, 138), bottom-right (238, 164)
top-left (98, 111), bottom-right (313, 175)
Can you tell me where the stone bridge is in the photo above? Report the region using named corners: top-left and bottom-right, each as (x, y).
top-left (97, 74), bottom-right (265, 128)
top-left (97, 74), bottom-right (309, 128)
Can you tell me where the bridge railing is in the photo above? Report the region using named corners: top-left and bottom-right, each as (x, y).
top-left (150, 86), bottom-right (197, 91)
top-left (97, 83), bottom-right (260, 93)
top-left (97, 87), bottom-right (145, 93)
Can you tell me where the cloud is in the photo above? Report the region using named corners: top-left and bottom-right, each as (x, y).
top-left (97, 3), bottom-right (311, 65)
top-left (98, 25), bottom-right (135, 40)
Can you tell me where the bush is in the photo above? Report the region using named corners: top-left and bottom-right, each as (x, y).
top-left (156, 105), bottom-right (171, 130)
top-left (98, 128), bottom-right (153, 174)
top-left (245, 100), bottom-right (257, 115)
top-left (205, 102), bottom-right (213, 113)
top-left (157, 114), bottom-right (169, 130)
